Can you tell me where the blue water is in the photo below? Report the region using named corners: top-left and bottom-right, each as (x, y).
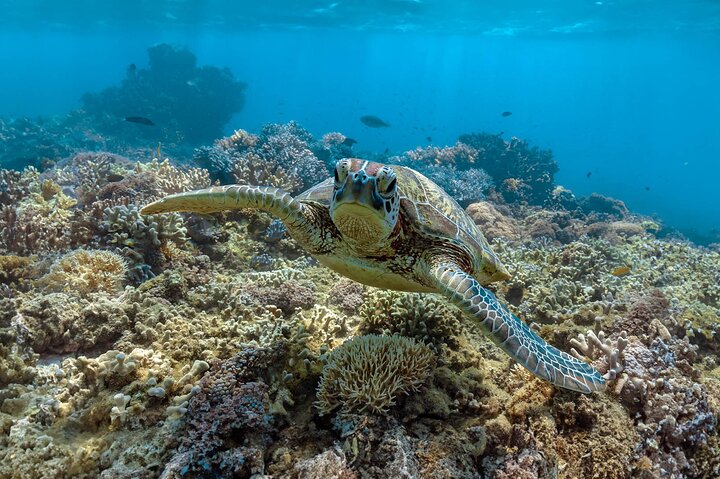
top-left (1, 1), bottom-right (719, 241)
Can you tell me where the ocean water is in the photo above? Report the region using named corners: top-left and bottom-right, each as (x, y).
top-left (0, 1), bottom-right (719, 241)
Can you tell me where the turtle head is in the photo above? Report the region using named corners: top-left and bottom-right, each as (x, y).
top-left (329, 159), bottom-right (400, 244)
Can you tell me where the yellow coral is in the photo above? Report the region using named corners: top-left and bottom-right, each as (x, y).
top-left (39, 249), bottom-right (127, 295)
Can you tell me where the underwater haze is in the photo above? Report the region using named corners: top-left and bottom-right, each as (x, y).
top-left (0, 0), bottom-right (719, 241)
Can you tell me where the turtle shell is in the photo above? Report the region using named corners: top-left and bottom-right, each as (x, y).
top-left (297, 162), bottom-right (511, 284)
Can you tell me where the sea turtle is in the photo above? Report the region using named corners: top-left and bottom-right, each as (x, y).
top-left (142, 159), bottom-right (606, 393)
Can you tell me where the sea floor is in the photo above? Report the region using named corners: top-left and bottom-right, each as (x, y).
top-left (0, 133), bottom-right (718, 478)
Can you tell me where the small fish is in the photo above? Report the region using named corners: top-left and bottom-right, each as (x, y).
top-left (586, 171), bottom-right (592, 178)
top-left (125, 116), bottom-right (155, 126)
top-left (106, 173), bottom-right (124, 182)
top-left (501, 111), bottom-right (512, 117)
top-left (426, 136), bottom-right (432, 142)
top-left (157, 142), bottom-right (162, 159)
top-left (342, 137), bottom-right (357, 147)
top-left (645, 186), bottom-right (650, 191)
top-left (611, 266), bottom-right (631, 277)
top-left (360, 115), bottom-right (390, 128)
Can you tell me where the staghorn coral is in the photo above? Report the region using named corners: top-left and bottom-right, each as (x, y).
top-left (316, 334), bottom-right (436, 416)
top-left (38, 249), bottom-right (127, 296)
top-left (570, 325), bottom-right (628, 381)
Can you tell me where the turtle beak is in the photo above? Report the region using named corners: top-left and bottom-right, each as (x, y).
top-left (343, 170), bottom-right (384, 210)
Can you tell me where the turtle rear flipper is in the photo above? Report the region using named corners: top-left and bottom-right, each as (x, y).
top-left (141, 185), bottom-right (306, 226)
top-left (430, 261), bottom-right (606, 394)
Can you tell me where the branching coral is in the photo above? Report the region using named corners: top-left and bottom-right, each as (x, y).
top-left (359, 291), bottom-right (463, 352)
top-left (135, 158), bottom-right (210, 195)
top-left (39, 249), bottom-right (127, 296)
top-left (316, 334), bottom-right (436, 415)
top-left (0, 167), bottom-right (36, 206)
top-left (193, 122), bottom-right (329, 194)
top-left (102, 204), bottom-right (186, 270)
top-left (420, 164), bottom-right (493, 206)
top-left (457, 132), bottom-right (559, 204)
top-left (393, 143), bottom-right (492, 206)
top-left (570, 326), bottom-right (628, 381)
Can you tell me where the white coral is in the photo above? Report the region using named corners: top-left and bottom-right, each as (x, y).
top-left (570, 328), bottom-right (628, 381)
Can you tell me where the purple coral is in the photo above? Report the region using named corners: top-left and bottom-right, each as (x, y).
top-left (162, 345), bottom-right (283, 478)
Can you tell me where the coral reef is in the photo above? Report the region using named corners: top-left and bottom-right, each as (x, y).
top-left (394, 143), bottom-right (493, 206)
top-left (0, 120), bottom-right (718, 479)
top-left (457, 132), bottom-right (559, 204)
top-left (193, 121), bottom-right (329, 194)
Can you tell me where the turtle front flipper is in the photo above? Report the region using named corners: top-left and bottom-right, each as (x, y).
top-left (430, 261), bottom-right (606, 394)
top-left (141, 185), bottom-right (307, 227)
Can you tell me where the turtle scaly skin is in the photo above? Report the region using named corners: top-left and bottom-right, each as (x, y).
top-left (141, 159), bottom-right (606, 393)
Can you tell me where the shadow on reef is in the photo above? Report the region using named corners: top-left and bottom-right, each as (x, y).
top-left (0, 121), bottom-right (718, 478)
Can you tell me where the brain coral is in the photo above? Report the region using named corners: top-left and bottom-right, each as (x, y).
top-left (316, 334), bottom-right (436, 416)
top-left (39, 249), bottom-right (127, 295)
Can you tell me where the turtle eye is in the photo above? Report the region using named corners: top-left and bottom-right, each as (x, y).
top-left (376, 166), bottom-right (397, 198)
top-left (334, 159), bottom-right (350, 187)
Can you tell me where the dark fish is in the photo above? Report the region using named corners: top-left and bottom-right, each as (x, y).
top-left (342, 137), bottom-right (357, 147)
top-left (586, 171), bottom-right (592, 178)
top-left (384, 147), bottom-right (390, 154)
top-left (645, 186), bottom-right (650, 191)
top-left (360, 115), bottom-right (390, 128)
top-left (106, 173), bottom-right (124, 182)
top-left (501, 111), bottom-right (512, 117)
top-left (426, 136), bottom-right (432, 142)
top-left (125, 116), bottom-right (155, 126)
